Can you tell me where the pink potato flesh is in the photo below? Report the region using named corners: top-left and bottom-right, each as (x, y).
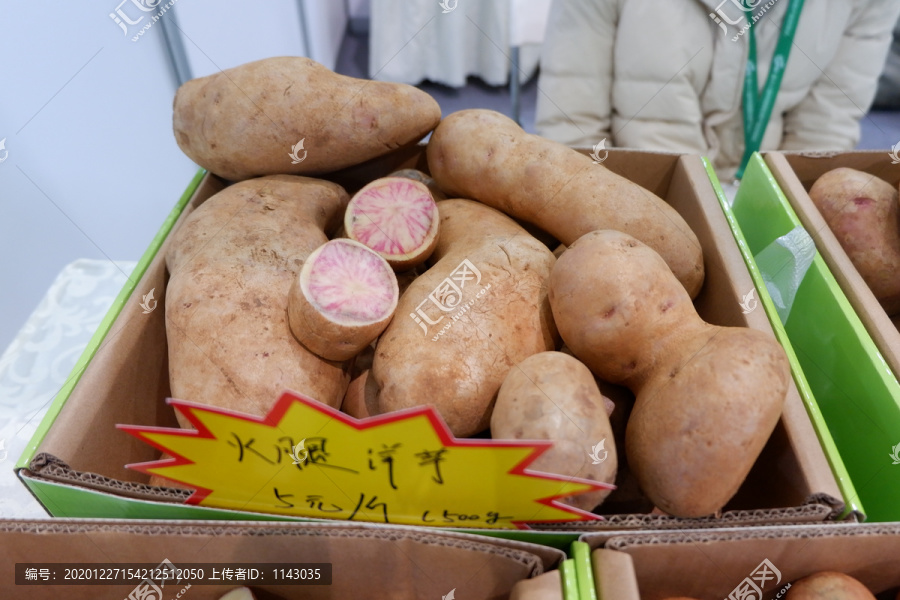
top-left (345, 177), bottom-right (439, 270)
top-left (289, 239), bottom-right (399, 362)
top-left (305, 240), bottom-right (397, 323)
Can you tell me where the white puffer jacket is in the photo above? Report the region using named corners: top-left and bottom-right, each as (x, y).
top-left (535, 0), bottom-right (900, 179)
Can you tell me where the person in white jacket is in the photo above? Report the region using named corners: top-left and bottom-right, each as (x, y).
top-left (535, 0), bottom-right (900, 180)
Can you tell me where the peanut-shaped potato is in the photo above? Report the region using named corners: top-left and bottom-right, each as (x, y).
top-left (549, 230), bottom-right (789, 517)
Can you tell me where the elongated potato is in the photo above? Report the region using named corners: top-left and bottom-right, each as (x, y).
top-left (492, 351), bottom-right (617, 511)
top-left (369, 199), bottom-right (558, 437)
top-left (550, 230), bottom-right (789, 517)
top-left (809, 167), bottom-right (900, 315)
top-left (166, 175), bottom-right (352, 424)
top-left (426, 109), bottom-right (704, 297)
top-left (173, 57), bottom-right (441, 181)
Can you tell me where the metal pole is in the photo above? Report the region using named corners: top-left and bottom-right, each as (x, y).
top-left (510, 46), bottom-right (521, 125)
top-left (159, 6), bottom-right (193, 86)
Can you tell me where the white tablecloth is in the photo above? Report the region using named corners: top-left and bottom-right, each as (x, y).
top-left (0, 259), bottom-right (135, 518)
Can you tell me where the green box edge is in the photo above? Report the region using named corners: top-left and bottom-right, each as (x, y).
top-left (14, 168), bottom-right (208, 471)
top-left (703, 155), bottom-right (863, 519)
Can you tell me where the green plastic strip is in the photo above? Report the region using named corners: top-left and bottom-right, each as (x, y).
top-left (705, 155), bottom-right (867, 518)
top-left (15, 168), bottom-right (208, 470)
top-left (560, 559), bottom-right (579, 600)
top-left (570, 541), bottom-right (598, 600)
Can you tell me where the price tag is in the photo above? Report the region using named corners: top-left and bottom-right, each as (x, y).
top-left (119, 391), bottom-right (610, 529)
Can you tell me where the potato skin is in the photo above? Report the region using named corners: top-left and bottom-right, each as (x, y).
top-left (786, 571), bottom-right (875, 600)
top-left (369, 199), bottom-right (558, 437)
top-left (426, 109), bottom-right (704, 298)
top-left (173, 57), bottom-right (441, 181)
top-left (809, 168), bottom-right (900, 315)
top-left (491, 352), bottom-right (617, 511)
top-left (166, 175), bottom-right (352, 424)
top-left (549, 230), bottom-right (789, 517)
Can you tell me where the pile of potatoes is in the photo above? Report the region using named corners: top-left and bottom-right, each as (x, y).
top-left (159, 56), bottom-right (790, 519)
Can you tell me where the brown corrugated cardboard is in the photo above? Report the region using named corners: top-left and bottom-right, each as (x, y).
top-left (19, 149), bottom-right (843, 531)
top-left (764, 151), bottom-right (900, 381)
top-left (0, 519), bottom-right (564, 599)
top-left (509, 570), bottom-right (563, 600)
top-left (589, 523), bottom-right (900, 600)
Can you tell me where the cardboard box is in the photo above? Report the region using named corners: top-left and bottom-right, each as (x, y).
top-left (586, 522), bottom-right (900, 600)
top-left (0, 519), bottom-right (564, 599)
top-left (764, 151), bottom-right (900, 380)
top-left (16, 149), bottom-right (843, 543)
top-left (717, 154), bottom-right (900, 522)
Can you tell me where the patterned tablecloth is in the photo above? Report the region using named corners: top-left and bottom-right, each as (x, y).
top-left (0, 259), bottom-right (135, 518)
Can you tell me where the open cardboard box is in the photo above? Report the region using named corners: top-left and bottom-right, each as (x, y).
top-left (719, 153), bottom-right (900, 522)
top-left (584, 522), bottom-right (900, 600)
top-left (764, 151), bottom-right (900, 380)
top-left (0, 519), bottom-right (564, 599)
top-left (16, 148), bottom-right (844, 547)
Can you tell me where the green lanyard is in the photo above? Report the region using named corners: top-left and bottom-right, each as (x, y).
top-left (735, 0), bottom-right (805, 179)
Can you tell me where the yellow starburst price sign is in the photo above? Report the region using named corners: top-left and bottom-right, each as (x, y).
top-left (119, 391), bottom-right (610, 529)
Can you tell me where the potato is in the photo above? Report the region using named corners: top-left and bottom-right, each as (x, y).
top-left (369, 199), bottom-right (558, 437)
top-left (166, 175), bottom-right (352, 424)
top-left (786, 571), bottom-right (875, 599)
top-left (287, 239), bottom-right (399, 362)
top-left (173, 57), bottom-right (441, 181)
top-left (426, 109), bottom-right (704, 297)
top-left (809, 167), bottom-right (900, 315)
top-left (549, 230), bottom-right (789, 517)
top-left (491, 351), bottom-right (617, 511)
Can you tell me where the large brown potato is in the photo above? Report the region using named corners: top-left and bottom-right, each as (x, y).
top-left (549, 230), bottom-right (789, 517)
top-left (166, 175), bottom-right (352, 425)
top-left (809, 167), bottom-right (900, 315)
top-left (786, 571), bottom-right (875, 599)
top-left (369, 199), bottom-right (558, 437)
top-left (173, 57), bottom-right (441, 181)
top-left (491, 351), bottom-right (617, 511)
top-left (426, 109), bottom-right (704, 297)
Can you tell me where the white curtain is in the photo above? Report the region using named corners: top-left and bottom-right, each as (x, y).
top-left (368, 0), bottom-right (549, 87)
